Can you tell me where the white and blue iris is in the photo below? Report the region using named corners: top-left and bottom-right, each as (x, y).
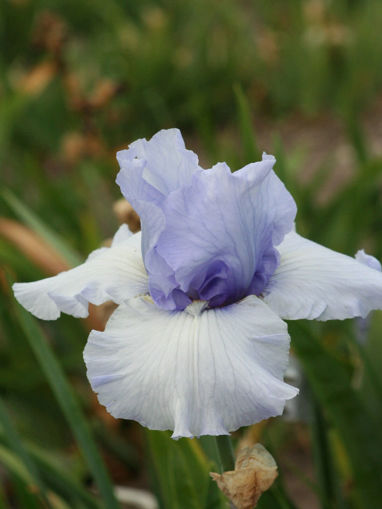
top-left (13, 129), bottom-right (382, 438)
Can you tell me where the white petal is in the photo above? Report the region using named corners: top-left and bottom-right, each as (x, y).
top-left (13, 227), bottom-right (147, 320)
top-left (84, 295), bottom-right (297, 438)
top-left (264, 231), bottom-right (382, 320)
top-left (355, 249), bottom-right (381, 272)
top-left (111, 223), bottom-right (133, 247)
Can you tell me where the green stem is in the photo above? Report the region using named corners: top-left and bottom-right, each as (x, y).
top-left (215, 435), bottom-right (235, 472)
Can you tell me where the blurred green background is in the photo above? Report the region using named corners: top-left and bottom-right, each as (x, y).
top-left (1, 0), bottom-right (382, 508)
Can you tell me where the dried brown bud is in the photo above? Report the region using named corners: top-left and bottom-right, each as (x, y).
top-left (17, 61), bottom-right (57, 96)
top-left (113, 199), bottom-right (141, 233)
top-left (210, 444), bottom-right (278, 509)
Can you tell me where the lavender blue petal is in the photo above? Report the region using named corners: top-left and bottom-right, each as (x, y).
top-left (116, 130), bottom-right (296, 310)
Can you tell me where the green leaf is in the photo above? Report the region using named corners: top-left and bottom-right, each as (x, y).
top-left (13, 301), bottom-right (120, 509)
top-left (292, 322), bottom-right (382, 508)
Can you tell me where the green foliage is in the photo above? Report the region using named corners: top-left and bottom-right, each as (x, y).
top-left (292, 322), bottom-right (382, 508)
top-left (146, 432), bottom-right (227, 509)
top-left (14, 302), bottom-right (120, 508)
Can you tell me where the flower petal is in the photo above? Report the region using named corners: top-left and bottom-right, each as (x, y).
top-left (13, 226), bottom-right (148, 320)
top-left (84, 295), bottom-right (297, 438)
top-left (116, 130), bottom-right (296, 311)
top-left (116, 128), bottom-right (201, 200)
top-left (264, 231), bottom-right (382, 320)
top-left (355, 249), bottom-right (382, 272)
top-left (149, 155), bottom-right (296, 310)
top-left (116, 129), bottom-right (203, 307)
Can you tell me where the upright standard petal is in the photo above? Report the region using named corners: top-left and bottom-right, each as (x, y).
top-left (13, 227), bottom-right (148, 320)
top-left (153, 156), bottom-right (296, 309)
top-left (84, 295), bottom-right (297, 438)
top-left (116, 128), bottom-right (201, 201)
top-left (264, 231), bottom-right (382, 320)
top-left (117, 135), bottom-right (297, 311)
top-left (116, 129), bottom-right (203, 305)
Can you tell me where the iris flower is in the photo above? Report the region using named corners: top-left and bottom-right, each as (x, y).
top-left (13, 129), bottom-right (382, 438)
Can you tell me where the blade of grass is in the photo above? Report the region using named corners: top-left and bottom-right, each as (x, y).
top-left (11, 474), bottom-right (42, 509)
top-left (233, 84), bottom-right (260, 163)
top-left (13, 301), bottom-right (120, 509)
top-left (0, 428), bottom-right (102, 509)
top-left (0, 398), bottom-right (49, 507)
top-left (0, 444), bottom-right (36, 491)
top-left (25, 445), bottom-right (102, 509)
top-left (0, 445), bottom-right (64, 508)
top-left (310, 395), bottom-right (336, 509)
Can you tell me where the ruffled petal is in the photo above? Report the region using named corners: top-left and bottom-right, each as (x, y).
top-left (116, 129), bottom-right (203, 306)
top-left (149, 155), bottom-right (296, 309)
top-left (13, 226), bottom-right (148, 320)
top-left (117, 133), bottom-right (296, 312)
top-left (116, 128), bottom-right (201, 201)
top-left (84, 295), bottom-right (297, 438)
top-left (264, 231), bottom-right (382, 320)
top-left (355, 249), bottom-right (382, 272)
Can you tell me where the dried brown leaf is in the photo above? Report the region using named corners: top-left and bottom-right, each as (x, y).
top-left (210, 444), bottom-right (278, 509)
top-left (0, 218), bottom-right (69, 274)
top-left (17, 61), bottom-right (57, 96)
top-left (0, 219), bottom-right (108, 341)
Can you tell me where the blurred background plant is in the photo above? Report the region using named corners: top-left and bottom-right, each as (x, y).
top-left (1, 0), bottom-right (382, 507)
